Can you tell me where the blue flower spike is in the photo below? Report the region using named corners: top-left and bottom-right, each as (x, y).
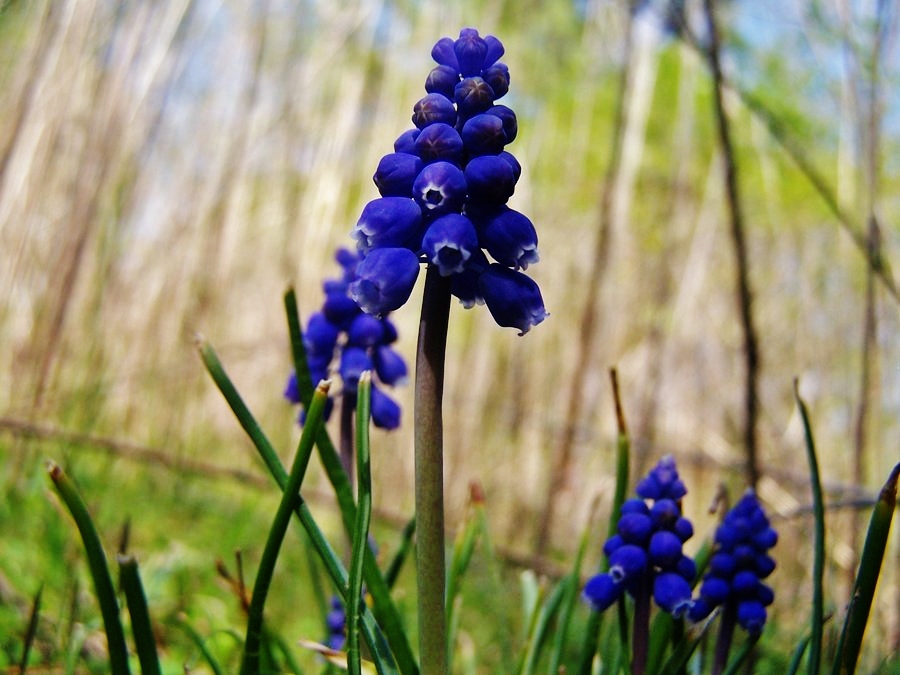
top-left (689, 490), bottom-right (777, 634)
top-left (346, 27), bottom-right (546, 334)
top-left (584, 456), bottom-right (696, 619)
top-left (285, 247), bottom-right (407, 430)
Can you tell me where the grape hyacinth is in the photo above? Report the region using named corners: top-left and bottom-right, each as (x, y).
top-left (583, 455), bottom-right (696, 618)
top-left (348, 27), bottom-right (548, 335)
top-left (689, 490), bottom-right (777, 635)
top-left (284, 248), bottom-right (407, 431)
top-left (324, 595), bottom-right (347, 651)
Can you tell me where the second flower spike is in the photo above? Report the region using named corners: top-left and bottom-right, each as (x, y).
top-left (348, 28), bottom-right (548, 335)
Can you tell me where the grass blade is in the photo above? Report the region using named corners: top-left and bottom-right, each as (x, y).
top-left (658, 609), bottom-right (720, 675)
top-left (447, 484), bottom-right (486, 673)
top-left (240, 380), bottom-right (330, 675)
top-left (20, 585), bottom-right (42, 672)
top-left (831, 462), bottom-right (900, 675)
top-left (348, 373), bottom-right (375, 675)
top-left (794, 380), bottom-right (826, 675)
top-left (383, 515), bottom-right (416, 590)
top-left (577, 369), bottom-right (631, 675)
top-left (118, 555), bottom-right (161, 675)
top-left (719, 632), bottom-right (762, 675)
top-left (198, 335), bottom-right (416, 673)
top-left (47, 461), bottom-right (131, 674)
top-left (548, 494), bottom-right (597, 675)
top-left (172, 615), bottom-right (225, 675)
top-left (283, 293), bottom-right (419, 675)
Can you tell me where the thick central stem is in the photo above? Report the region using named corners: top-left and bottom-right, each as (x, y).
top-left (414, 265), bottom-right (452, 675)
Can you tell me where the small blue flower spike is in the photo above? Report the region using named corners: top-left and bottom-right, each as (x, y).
top-left (584, 456), bottom-right (696, 617)
top-left (689, 490), bottom-right (777, 634)
top-left (325, 595), bottom-right (347, 650)
top-left (347, 27), bottom-right (547, 333)
top-left (285, 248), bottom-right (407, 430)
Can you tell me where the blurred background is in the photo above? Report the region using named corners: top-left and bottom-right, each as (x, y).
top-left (1, 0), bottom-right (898, 668)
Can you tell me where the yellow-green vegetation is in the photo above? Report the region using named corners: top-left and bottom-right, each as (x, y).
top-left (1, 0), bottom-right (899, 672)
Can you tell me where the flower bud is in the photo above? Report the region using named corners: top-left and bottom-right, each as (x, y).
top-left (412, 93), bottom-right (457, 129)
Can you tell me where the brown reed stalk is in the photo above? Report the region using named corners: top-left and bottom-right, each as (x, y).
top-left (701, 0), bottom-right (761, 491)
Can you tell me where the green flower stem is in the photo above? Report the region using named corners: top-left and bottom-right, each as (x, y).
top-left (47, 461), bottom-right (131, 675)
top-left (794, 380), bottom-right (825, 675)
top-left (832, 461), bottom-right (900, 675)
top-left (712, 600), bottom-right (738, 675)
top-left (241, 380), bottom-right (330, 675)
top-left (348, 373), bottom-right (374, 675)
top-left (414, 265), bottom-right (452, 675)
top-left (118, 555), bottom-right (162, 675)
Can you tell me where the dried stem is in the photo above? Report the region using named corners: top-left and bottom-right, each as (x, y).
top-left (702, 0), bottom-right (761, 491)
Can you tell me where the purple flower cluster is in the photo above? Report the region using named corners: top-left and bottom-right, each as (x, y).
top-left (583, 456), bottom-right (696, 618)
top-left (349, 28), bottom-right (548, 335)
top-left (284, 248), bottom-right (407, 430)
top-left (688, 490), bottom-right (777, 633)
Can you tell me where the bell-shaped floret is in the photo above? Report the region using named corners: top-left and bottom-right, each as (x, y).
top-left (482, 34), bottom-right (505, 70)
top-left (450, 263), bottom-right (484, 308)
top-left (414, 122), bottom-right (464, 164)
top-left (583, 573), bottom-right (622, 612)
top-left (482, 63), bottom-right (510, 99)
top-left (412, 93), bottom-right (457, 129)
top-left (487, 104), bottom-right (517, 142)
top-left (648, 530), bottom-right (684, 569)
top-left (653, 573), bottom-right (693, 618)
top-left (373, 345), bottom-right (408, 386)
top-left (431, 37), bottom-right (459, 70)
top-left (304, 311), bottom-right (341, 356)
top-left (480, 207), bottom-right (539, 269)
top-left (284, 373), bottom-right (300, 404)
top-left (425, 65), bottom-right (460, 99)
top-left (339, 347), bottom-right (372, 393)
top-left (374, 153), bottom-right (423, 198)
top-left (422, 213), bottom-right (479, 276)
top-left (618, 512), bottom-right (654, 546)
top-left (636, 455), bottom-right (687, 501)
top-left (461, 114), bottom-right (507, 156)
top-left (465, 155), bottom-right (516, 207)
top-left (499, 150), bottom-right (521, 181)
top-left (454, 28), bottom-right (488, 76)
top-left (455, 77), bottom-right (495, 118)
top-left (347, 313), bottom-right (385, 348)
top-left (352, 197), bottom-right (423, 253)
top-left (737, 601), bottom-right (767, 634)
top-left (413, 162), bottom-right (467, 217)
top-left (609, 544), bottom-right (648, 583)
top-left (370, 384), bottom-right (401, 430)
top-left (349, 247), bottom-right (421, 316)
top-left (322, 293), bottom-right (360, 330)
top-left (394, 129), bottom-right (419, 154)
top-left (478, 264), bottom-right (547, 334)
